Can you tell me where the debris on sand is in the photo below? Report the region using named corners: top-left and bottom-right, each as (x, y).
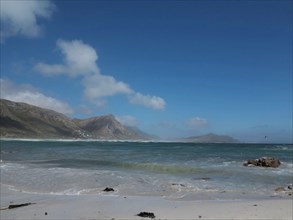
top-left (0, 203), bottom-right (35, 210)
top-left (136, 211), bottom-right (156, 219)
top-left (103, 187), bottom-right (115, 192)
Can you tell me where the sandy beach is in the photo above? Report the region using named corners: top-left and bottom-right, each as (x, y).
top-left (1, 184), bottom-right (292, 220)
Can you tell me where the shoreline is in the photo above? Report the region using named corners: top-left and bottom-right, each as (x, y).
top-left (1, 138), bottom-right (292, 144)
top-left (1, 184), bottom-right (292, 220)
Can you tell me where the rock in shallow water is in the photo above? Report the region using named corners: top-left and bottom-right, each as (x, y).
top-left (275, 187), bottom-right (286, 192)
top-left (275, 185), bottom-right (293, 193)
top-left (243, 157), bottom-right (281, 168)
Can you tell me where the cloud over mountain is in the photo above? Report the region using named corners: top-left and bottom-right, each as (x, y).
top-left (116, 115), bottom-right (139, 127)
top-left (129, 92), bottom-right (165, 110)
top-left (34, 39), bottom-right (166, 110)
top-left (0, 79), bottom-right (73, 115)
top-left (83, 74), bottom-right (132, 99)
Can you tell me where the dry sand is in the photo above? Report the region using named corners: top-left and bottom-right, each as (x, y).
top-left (1, 184), bottom-right (292, 220)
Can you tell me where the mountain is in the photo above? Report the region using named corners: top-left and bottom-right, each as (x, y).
top-left (181, 133), bottom-right (238, 143)
top-left (0, 99), bottom-right (82, 138)
top-left (0, 99), bottom-right (238, 142)
top-left (0, 99), bottom-right (152, 140)
top-left (73, 115), bottom-right (153, 140)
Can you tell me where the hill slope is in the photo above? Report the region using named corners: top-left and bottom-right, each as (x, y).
top-left (0, 99), bottom-right (152, 140)
top-left (74, 115), bottom-right (152, 140)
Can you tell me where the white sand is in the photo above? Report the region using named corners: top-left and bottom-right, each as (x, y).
top-left (1, 184), bottom-right (292, 220)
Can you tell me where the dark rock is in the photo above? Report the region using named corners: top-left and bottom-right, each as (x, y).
top-left (193, 177), bottom-right (211, 181)
top-left (171, 183), bottom-right (186, 187)
top-left (136, 212), bottom-right (156, 219)
top-left (243, 159), bottom-right (258, 167)
top-left (260, 157), bottom-right (281, 168)
top-left (275, 184), bottom-right (293, 193)
top-left (103, 187), bottom-right (114, 192)
top-left (243, 157), bottom-right (281, 168)
top-left (275, 187), bottom-right (286, 192)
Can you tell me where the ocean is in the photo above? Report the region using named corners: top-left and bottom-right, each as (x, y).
top-left (1, 140), bottom-right (292, 201)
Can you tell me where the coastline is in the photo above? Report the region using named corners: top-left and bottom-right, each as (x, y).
top-left (1, 184), bottom-right (292, 220)
top-left (1, 137), bottom-right (292, 144)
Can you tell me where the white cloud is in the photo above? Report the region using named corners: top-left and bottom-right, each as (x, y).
top-left (129, 92), bottom-right (166, 110)
top-left (83, 74), bottom-right (132, 99)
top-left (34, 39), bottom-right (166, 110)
top-left (0, 0), bottom-right (56, 42)
top-left (34, 63), bottom-right (68, 76)
top-left (35, 39), bottom-right (100, 77)
top-left (186, 117), bottom-right (209, 128)
top-left (0, 79), bottom-right (73, 115)
top-left (57, 39), bottom-right (99, 75)
top-left (116, 115), bottom-right (139, 127)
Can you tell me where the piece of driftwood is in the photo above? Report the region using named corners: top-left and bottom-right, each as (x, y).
top-left (0, 203), bottom-right (35, 210)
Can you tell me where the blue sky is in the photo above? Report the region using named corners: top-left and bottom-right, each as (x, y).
top-left (1, 0), bottom-right (292, 143)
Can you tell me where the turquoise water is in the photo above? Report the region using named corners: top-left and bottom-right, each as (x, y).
top-left (1, 140), bottom-right (292, 200)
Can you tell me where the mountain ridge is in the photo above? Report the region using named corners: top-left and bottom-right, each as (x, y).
top-left (0, 99), bottom-right (152, 140)
top-left (0, 99), bottom-right (238, 142)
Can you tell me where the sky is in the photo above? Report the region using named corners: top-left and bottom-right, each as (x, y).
top-left (0, 0), bottom-right (292, 143)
